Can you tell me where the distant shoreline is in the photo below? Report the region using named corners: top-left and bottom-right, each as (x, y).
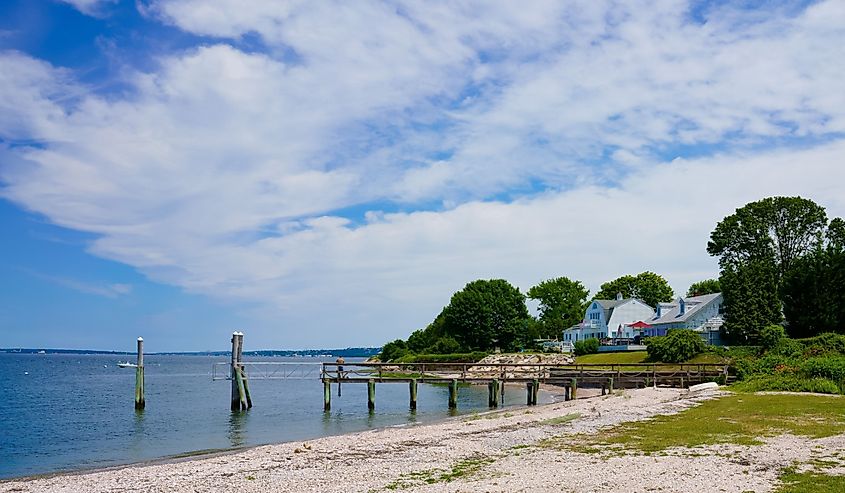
top-left (0, 348), bottom-right (380, 357)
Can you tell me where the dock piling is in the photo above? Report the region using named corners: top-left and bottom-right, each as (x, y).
top-left (323, 379), bottom-right (331, 411)
top-left (488, 379), bottom-right (499, 408)
top-left (570, 377), bottom-right (578, 400)
top-left (134, 337), bottom-right (145, 410)
top-left (532, 378), bottom-right (539, 405)
top-left (367, 379), bottom-right (376, 411)
top-left (409, 379), bottom-right (418, 410)
top-left (448, 379), bottom-right (458, 409)
top-left (230, 332), bottom-right (252, 411)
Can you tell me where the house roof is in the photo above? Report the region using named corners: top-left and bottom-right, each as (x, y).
top-left (593, 298), bottom-right (651, 323)
top-left (649, 293), bottom-right (722, 325)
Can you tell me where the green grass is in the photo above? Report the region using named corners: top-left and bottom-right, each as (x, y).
top-left (541, 412), bottom-right (581, 426)
top-left (574, 350), bottom-right (728, 366)
top-left (385, 456), bottom-right (497, 489)
top-left (776, 467), bottom-right (845, 493)
top-left (548, 393), bottom-right (845, 454)
top-left (575, 351), bottom-right (648, 365)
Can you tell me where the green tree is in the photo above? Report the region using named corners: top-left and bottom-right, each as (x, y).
top-left (709, 197), bottom-right (831, 343)
top-left (707, 196), bottom-right (828, 281)
top-left (686, 279), bottom-right (721, 297)
top-left (719, 260), bottom-right (782, 343)
top-left (379, 339), bottom-right (409, 362)
top-left (594, 271), bottom-right (674, 308)
top-left (441, 279), bottom-right (531, 351)
top-left (527, 277), bottom-right (589, 338)
top-left (781, 239), bottom-right (845, 338)
top-left (406, 312), bottom-right (445, 353)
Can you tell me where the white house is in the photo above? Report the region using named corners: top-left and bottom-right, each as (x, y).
top-left (644, 293), bottom-right (725, 345)
top-left (563, 293), bottom-right (655, 343)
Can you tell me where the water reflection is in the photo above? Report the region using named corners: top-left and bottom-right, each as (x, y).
top-left (131, 408), bottom-right (146, 453)
top-left (227, 411), bottom-right (249, 447)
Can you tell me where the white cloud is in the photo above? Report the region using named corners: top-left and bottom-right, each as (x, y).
top-left (59, 0), bottom-right (119, 17)
top-left (1, 1), bottom-right (844, 346)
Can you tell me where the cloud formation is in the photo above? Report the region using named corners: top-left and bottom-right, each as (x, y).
top-left (1, 1), bottom-right (844, 346)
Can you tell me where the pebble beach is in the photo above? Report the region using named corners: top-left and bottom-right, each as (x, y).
top-left (3, 387), bottom-right (843, 493)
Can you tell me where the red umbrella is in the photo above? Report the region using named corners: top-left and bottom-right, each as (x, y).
top-left (628, 320), bottom-right (652, 329)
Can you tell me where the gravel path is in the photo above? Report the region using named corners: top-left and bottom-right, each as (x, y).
top-left (2, 388), bottom-right (842, 492)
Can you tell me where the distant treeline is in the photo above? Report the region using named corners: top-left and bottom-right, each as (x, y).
top-left (1, 347), bottom-right (381, 357)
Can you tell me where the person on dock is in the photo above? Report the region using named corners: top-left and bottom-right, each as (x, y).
top-left (336, 357), bottom-right (345, 378)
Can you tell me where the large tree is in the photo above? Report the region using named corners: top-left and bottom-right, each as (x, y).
top-left (441, 279), bottom-right (531, 351)
top-left (594, 271), bottom-right (674, 308)
top-left (781, 220), bottom-right (845, 338)
top-left (719, 260), bottom-right (782, 343)
top-left (527, 277), bottom-right (589, 338)
top-left (708, 197), bottom-right (830, 342)
top-left (707, 196), bottom-right (828, 281)
top-left (686, 279), bottom-right (721, 297)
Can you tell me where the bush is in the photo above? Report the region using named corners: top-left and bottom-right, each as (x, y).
top-left (759, 325), bottom-right (786, 351)
top-left (379, 339), bottom-right (410, 362)
top-left (800, 356), bottom-right (845, 383)
top-left (646, 329), bottom-right (706, 363)
top-left (732, 375), bottom-right (841, 395)
top-left (425, 336), bottom-right (461, 354)
top-left (574, 338), bottom-right (600, 356)
top-left (393, 352), bottom-right (489, 363)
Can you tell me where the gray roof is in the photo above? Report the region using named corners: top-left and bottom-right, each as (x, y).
top-left (649, 293), bottom-right (722, 325)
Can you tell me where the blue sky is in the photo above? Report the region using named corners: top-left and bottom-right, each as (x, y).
top-left (1, 0), bottom-right (844, 351)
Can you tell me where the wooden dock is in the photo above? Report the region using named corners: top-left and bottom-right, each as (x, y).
top-left (318, 361), bottom-right (731, 410)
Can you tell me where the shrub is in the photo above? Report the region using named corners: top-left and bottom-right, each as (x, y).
top-left (759, 325), bottom-right (786, 351)
top-left (379, 339), bottom-right (410, 362)
top-left (574, 338), bottom-right (600, 356)
top-left (732, 375), bottom-right (841, 395)
top-left (425, 336), bottom-right (462, 354)
top-left (393, 352), bottom-right (489, 363)
top-left (800, 356), bottom-right (845, 383)
top-left (646, 329), bottom-right (706, 363)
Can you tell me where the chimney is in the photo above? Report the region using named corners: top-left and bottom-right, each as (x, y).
top-left (616, 292), bottom-right (623, 301)
top-left (656, 304), bottom-right (662, 318)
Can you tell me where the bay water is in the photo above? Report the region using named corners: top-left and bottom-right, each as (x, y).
top-left (0, 353), bottom-right (534, 479)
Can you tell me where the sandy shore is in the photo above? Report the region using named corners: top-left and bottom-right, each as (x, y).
top-left (3, 387), bottom-right (843, 492)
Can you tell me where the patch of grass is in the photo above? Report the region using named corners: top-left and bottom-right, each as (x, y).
top-left (575, 351), bottom-right (648, 365)
top-left (776, 467), bottom-right (845, 493)
top-left (384, 456), bottom-right (497, 489)
top-left (541, 412), bottom-right (581, 426)
top-left (552, 393), bottom-right (845, 454)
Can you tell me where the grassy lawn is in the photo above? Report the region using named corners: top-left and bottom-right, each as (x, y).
top-left (575, 351), bottom-right (648, 364)
top-left (550, 393), bottom-right (845, 454)
top-left (574, 350), bottom-right (726, 366)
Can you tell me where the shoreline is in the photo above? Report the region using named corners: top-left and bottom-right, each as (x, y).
top-left (0, 388), bottom-right (709, 492)
top-left (0, 382), bottom-right (577, 484)
top-left (8, 387), bottom-right (835, 492)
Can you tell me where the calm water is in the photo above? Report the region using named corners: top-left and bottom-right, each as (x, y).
top-left (0, 353), bottom-right (537, 479)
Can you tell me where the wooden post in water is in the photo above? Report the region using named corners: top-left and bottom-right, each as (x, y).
top-left (448, 379), bottom-right (458, 409)
top-left (231, 332), bottom-right (240, 410)
top-left (134, 337), bottom-right (145, 410)
top-left (564, 385), bottom-right (570, 401)
top-left (570, 378), bottom-right (578, 400)
top-left (526, 381), bottom-right (533, 405)
top-left (532, 378), bottom-right (539, 405)
top-left (323, 379), bottom-right (331, 411)
top-left (237, 333), bottom-right (252, 409)
top-left (230, 331), bottom-right (252, 411)
top-left (608, 377), bottom-right (614, 394)
top-left (409, 379), bottom-right (418, 410)
top-left (367, 379), bottom-right (376, 411)
top-left (488, 379), bottom-right (499, 408)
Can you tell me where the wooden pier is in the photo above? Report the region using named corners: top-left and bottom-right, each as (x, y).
top-left (318, 361), bottom-right (730, 410)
